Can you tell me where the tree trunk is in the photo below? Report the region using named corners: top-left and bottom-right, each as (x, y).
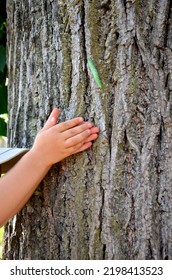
top-left (3, 0), bottom-right (172, 260)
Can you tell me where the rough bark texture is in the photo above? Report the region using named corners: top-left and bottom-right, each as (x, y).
top-left (3, 0), bottom-right (172, 259)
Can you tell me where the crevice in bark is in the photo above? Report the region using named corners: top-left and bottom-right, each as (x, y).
top-left (123, 129), bottom-right (137, 259)
top-left (100, 0), bottom-right (111, 12)
top-left (159, 116), bottom-right (165, 149)
top-left (103, 244), bottom-right (106, 259)
top-left (123, 0), bottom-right (127, 15)
top-left (108, 89), bottom-right (115, 159)
top-left (81, 0), bottom-right (90, 120)
top-left (67, 44), bottom-right (73, 108)
top-left (99, 184), bottom-right (105, 243)
top-left (161, 0), bottom-right (172, 48)
top-left (147, 239), bottom-right (153, 259)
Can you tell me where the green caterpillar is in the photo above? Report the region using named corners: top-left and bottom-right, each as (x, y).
top-left (87, 58), bottom-right (103, 89)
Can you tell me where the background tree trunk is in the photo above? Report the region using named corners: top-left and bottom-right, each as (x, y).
top-left (3, 0), bottom-right (172, 260)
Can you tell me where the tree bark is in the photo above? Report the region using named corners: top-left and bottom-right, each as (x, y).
top-left (3, 0), bottom-right (172, 259)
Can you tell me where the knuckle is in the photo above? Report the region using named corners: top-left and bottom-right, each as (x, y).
top-left (85, 129), bottom-right (91, 136)
top-left (63, 121), bottom-right (70, 128)
top-left (70, 137), bottom-right (77, 145)
top-left (79, 130), bottom-right (90, 141)
top-left (68, 128), bottom-right (76, 136)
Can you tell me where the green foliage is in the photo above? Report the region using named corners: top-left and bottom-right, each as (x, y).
top-left (0, 117), bottom-right (7, 136)
top-left (0, 85), bottom-right (7, 114)
top-left (0, 45), bottom-right (6, 72)
top-left (0, 0), bottom-right (7, 137)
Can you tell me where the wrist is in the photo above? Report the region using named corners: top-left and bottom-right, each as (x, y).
top-left (29, 147), bottom-right (52, 171)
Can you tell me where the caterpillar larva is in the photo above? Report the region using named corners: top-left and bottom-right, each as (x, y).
top-left (87, 58), bottom-right (103, 89)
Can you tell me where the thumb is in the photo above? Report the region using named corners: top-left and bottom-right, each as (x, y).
top-left (42, 108), bottom-right (60, 130)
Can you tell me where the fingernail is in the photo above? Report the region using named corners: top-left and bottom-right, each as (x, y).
top-left (79, 117), bottom-right (84, 122)
top-left (51, 117), bottom-right (56, 123)
top-left (88, 122), bottom-right (93, 128)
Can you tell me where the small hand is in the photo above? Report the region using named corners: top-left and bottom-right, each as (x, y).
top-left (31, 108), bottom-right (99, 167)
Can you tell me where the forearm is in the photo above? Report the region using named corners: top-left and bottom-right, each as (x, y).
top-left (0, 149), bottom-right (50, 227)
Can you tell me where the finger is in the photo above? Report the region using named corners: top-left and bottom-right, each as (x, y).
top-left (65, 129), bottom-right (91, 148)
top-left (73, 142), bottom-right (93, 154)
top-left (57, 117), bottom-right (84, 132)
top-left (63, 122), bottom-right (94, 140)
top-left (66, 141), bottom-right (92, 156)
top-left (90, 126), bottom-right (99, 134)
top-left (84, 133), bottom-right (99, 143)
top-left (42, 108), bottom-right (60, 131)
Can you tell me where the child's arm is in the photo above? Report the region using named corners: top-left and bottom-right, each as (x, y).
top-left (0, 108), bottom-right (99, 227)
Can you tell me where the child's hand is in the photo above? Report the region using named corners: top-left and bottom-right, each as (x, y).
top-left (31, 108), bottom-right (99, 167)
